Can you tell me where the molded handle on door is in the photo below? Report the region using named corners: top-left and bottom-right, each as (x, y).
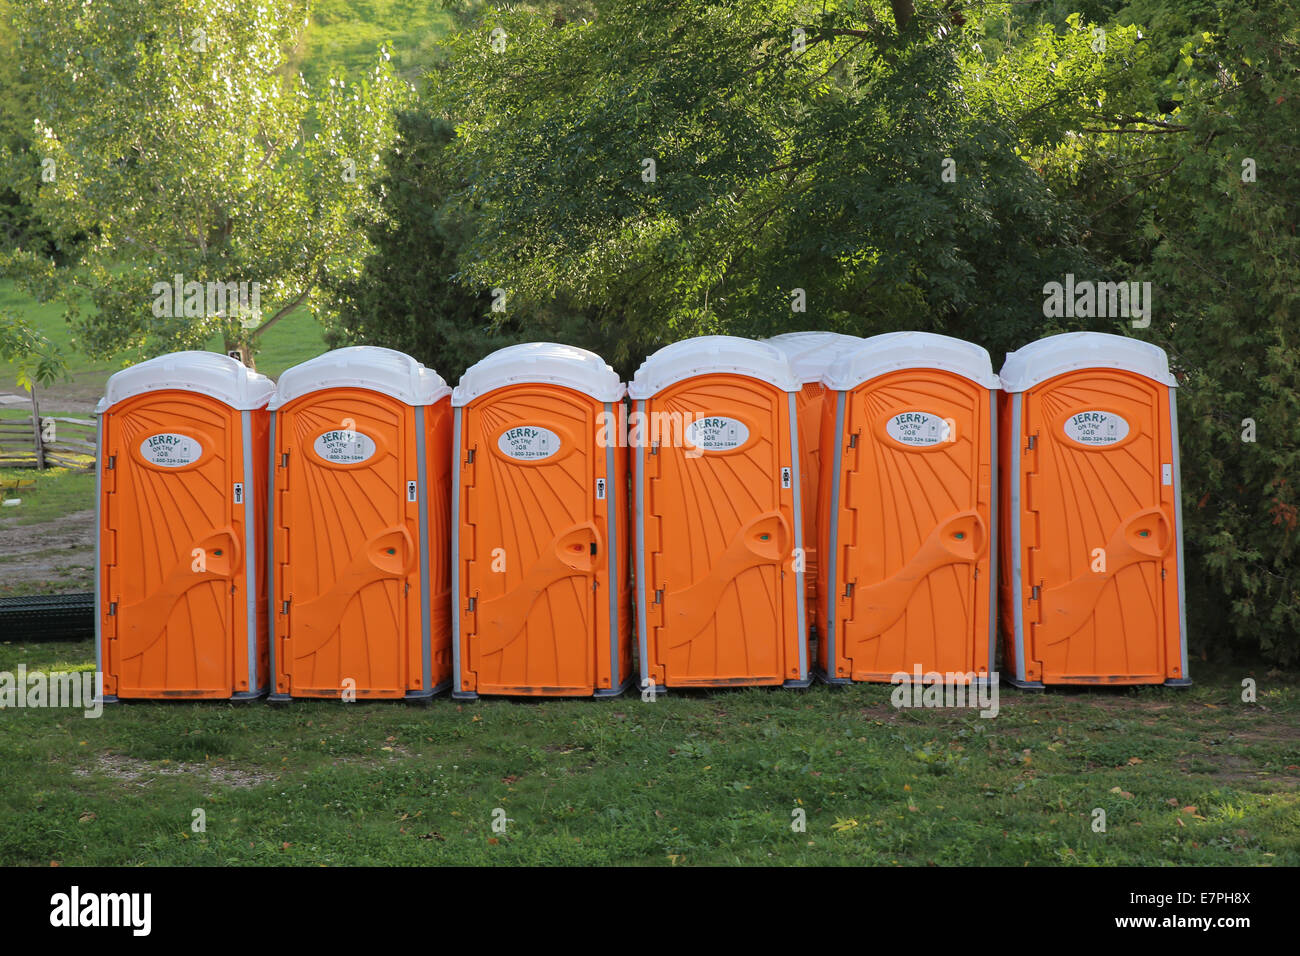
top-left (291, 525), bottom-right (415, 656)
top-left (1039, 507), bottom-right (1172, 643)
top-left (475, 522), bottom-right (601, 655)
top-left (663, 511), bottom-right (789, 648)
top-left (117, 527), bottom-right (242, 659)
top-left (852, 510), bottom-right (987, 638)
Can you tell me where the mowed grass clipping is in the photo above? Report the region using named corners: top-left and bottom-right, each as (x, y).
top-left (0, 639), bottom-right (1295, 866)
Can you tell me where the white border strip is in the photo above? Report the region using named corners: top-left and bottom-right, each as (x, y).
top-left (451, 406), bottom-right (465, 692)
top-left (1169, 387), bottom-right (1189, 678)
top-left (987, 390), bottom-right (998, 673)
top-left (415, 404), bottom-right (433, 694)
top-left (787, 392), bottom-right (807, 680)
top-left (824, 391), bottom-right (847, 678)
top-left (241, 410), bottom-right (258, 694)
top-left (634, 400), bottom-right (650, 688)
top-left (604, 403), bottom-right (620, 690)
top-left (1010, 393), bottom-right (1027, 682)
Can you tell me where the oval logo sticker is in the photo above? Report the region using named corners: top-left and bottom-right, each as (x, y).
top-left (314, 429), bottom-right (377, 464)
top-left (886, 411), bottom-right (951, 447)
top-left (1064, 411), bottom-right (1130, 446)
top-left (685, 416), bottom-right (750, 452)
top-left (498, 425), bottom-right (561, 461)
top-left (139, 433), bottom-right (203, 467)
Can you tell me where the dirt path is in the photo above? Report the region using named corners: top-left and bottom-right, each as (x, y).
top-left (0, 390), bottom-right (100, 415)
top-left (0, 507), bottom-right (95, 592)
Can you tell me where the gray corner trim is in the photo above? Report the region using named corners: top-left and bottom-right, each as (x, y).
top-left (1005, 675), bottom-right (1046, 691)
top-left (94, 413), bottom-right (104, 687)
top-left (987, 390), bottom-right (998, 674)
top-left (267, 413), bottom-right (279, 697)
top-left (634, 400), bottom-right (650, 687)
top-left (786, 391), bottom-right (807, 680)
top-left (1010, 393), bottom-right (1027, 683)
top-left (824, 390), bottom-right (847, 679)
top-left (593, 672), bottom-right (633, 698)
top-left (451, 406), bottom-right (465, 693)
top-left (1169, 387), bottom-right (1189, 679)
top-left (241, 410), bottom-right (258, 695)
top-left (415, 404), bottom-right (433, 694)
top-left (604, 403), bottom-right (620, 691)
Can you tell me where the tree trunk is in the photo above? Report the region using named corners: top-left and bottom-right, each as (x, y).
top-left (30, 388), bottom-right (45, 470)
top-left (224, 338), bottom-right (256, 371)
top-left (891, 0), bottom-right (915, 31)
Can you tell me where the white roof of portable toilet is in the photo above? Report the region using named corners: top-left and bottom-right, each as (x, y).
top-left (823, 331), bottom-right (1000, 391)
top-left (268, 346), bottom-right (451, 410)
top-left (763, 331), bottom-right (865, 384)
top-left (999, 331), bottom-right (1177, 393)
top-left (97, 350), bottom-right (275, 413)
top-left (628, 335), bottom-right (801, 398)
top-left (452, 342), bottom-right (625, 406)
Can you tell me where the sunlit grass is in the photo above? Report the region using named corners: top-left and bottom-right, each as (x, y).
top-left (0, 640), bottom-right (1294, 866)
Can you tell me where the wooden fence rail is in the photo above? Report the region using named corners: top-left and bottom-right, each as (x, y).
top-left (0, 394), bottom-right (96, 470)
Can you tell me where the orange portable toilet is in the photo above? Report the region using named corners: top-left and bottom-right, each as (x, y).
top-left (630, 336), bottom-right (808, 690)
top-left (451, 343), bottom-right (632, 698)
top-left (998, 332), bottom-right (1189, 687)
top-left (763, 332), bottom-right (863, 618)
top-left (816, 332), bottom-right (999, 684)
top-left (95, 351), bottom-right (274, 700)
top-left (268, 347), bottom-right (453, 700)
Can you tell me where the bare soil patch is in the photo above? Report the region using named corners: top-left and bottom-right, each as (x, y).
top-left (74, 753), bottom-right (278, 790)
top-left (0, 508), bottom-right (95, 589)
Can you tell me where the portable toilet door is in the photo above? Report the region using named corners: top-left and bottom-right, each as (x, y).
top-left (817, 332), bottom-right (999, 684)
top-left (96, 351), bottom-right (274, 700)
top-left (451, 343), bottom-right (631, 698)
top-left (630, 335), bottom-right (808, 690)
top-left (998, 332), bottom-right (1189, 687)
top-left (268, 347), bottom-right (453, 700)
top-left (763, 332), bottom-right (864, 620)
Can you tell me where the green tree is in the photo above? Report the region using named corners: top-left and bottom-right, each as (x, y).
top-left (1136, 3), bottom-right (1300, 664)
top-left (325, 110), bottom-right (509, 380)
top-left (0, 311), bottom-right (64, 391)
top-left (425, 0), bottom-right (1112, 366)
top-left (1, 0), bottom-right (407, 368)
top-left (324, 108), bottom-right (652, 380)
top-left (975, 0), bottom-right (1299, 664)
top-left (0, 0), bottom-right (66, 258)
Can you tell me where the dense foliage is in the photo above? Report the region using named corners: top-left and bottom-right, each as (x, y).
top-left (1133, 3), bottom-right (1299, 663)
top-left (425, 1), bottom-right (1112, 370)
top-left (324, 110), bottom-right (629, 381)
top-left (1, 0), bottom-right (406, 368)
top-left (352, 0), bottom-right (1295, 662)
top-left (0, 0), bottom-right (1294, 663)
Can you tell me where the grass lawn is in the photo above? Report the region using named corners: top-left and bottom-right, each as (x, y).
top-left (0, 280), bottom-right (116, 401)
top-left (220, 308), bottom-right (328, 380)
top-left (0, 278), bottom-right (328, 398)
top-left (303, 0), bottom-right (458, 83)
top-left (0, 640), bottom-right (1294, 866)
top-left (0, 408), bottom-right (96, 534)
top-left (0, 464), bottom-right (94, 525)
